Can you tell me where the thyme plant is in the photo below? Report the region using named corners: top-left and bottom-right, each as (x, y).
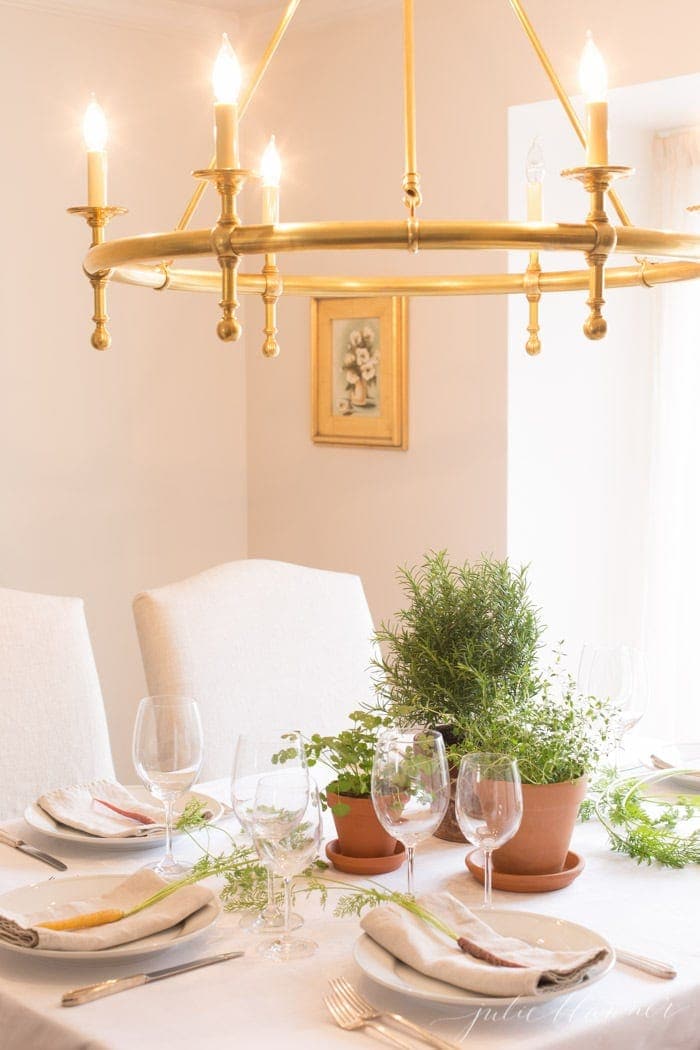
top-left (453, 659), bottom-right (616, 784)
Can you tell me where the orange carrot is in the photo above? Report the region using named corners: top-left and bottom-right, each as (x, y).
top-left (37, 908), bottom-right (125, 932)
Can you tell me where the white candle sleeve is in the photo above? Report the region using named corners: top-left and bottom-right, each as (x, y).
top-left (86, 151), bottom-right (107, 207)
top-left (586, 101), bottom-right (608, 166)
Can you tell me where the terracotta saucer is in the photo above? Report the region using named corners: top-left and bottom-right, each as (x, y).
top-left (325, 839), bottom-right (406, 875)
top-left (465, 849), bottom-right (585, 893)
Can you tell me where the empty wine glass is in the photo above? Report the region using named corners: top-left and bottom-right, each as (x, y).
top-left (231, 731), bottom-right (307, 931)
top-left (455, 753), bottom-right (522, 909)
top-left (252, 771), bottom-right (321, 961)
top-left (578, 644), bottom-right (649, 768)
top-left (371, 729), bottom-right (450, 897)
top-left (132, 695), bottom-right (203, 880)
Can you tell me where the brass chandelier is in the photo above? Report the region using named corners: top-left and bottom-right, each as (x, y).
top-left (70, 0), bottom-right (700, 357)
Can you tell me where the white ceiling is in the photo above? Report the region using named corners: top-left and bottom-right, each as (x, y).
top-left (175, 0), bottom-right (398, 21)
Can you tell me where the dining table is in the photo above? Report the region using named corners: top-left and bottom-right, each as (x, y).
top-left (0, 776), bottom-right (698, 1050)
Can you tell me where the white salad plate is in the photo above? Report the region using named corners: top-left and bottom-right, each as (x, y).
top-left (23, 788), bottom-right (224, 851)
top-left (644, 742), bottom-right (700, 792)
top-left (0, 874), bottom-right (221, 961)
top-left (353, 909), bottom-right (614, 1007)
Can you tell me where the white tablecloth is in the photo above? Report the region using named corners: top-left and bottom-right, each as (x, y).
top-left (0, 780), bottom-right (697, 1050)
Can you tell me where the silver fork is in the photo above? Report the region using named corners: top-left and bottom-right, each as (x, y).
top-left (330, 978), bottom-right (459, 1050)
top-left (324, 990), bottom-right (414, 1048)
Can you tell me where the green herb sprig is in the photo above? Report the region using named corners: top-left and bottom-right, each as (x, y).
top-left (594, 770), bottom-right (700, 868)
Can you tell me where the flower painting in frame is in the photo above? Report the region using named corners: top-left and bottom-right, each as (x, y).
top-left (311, 296), bottom-right (408, 449)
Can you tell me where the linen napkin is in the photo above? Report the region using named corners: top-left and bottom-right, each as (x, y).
top-left (360, 892), bottom-right (610, 997)
top-left (0, 869), bottom-right (214, 951)
top-left (38, 780), bottom-right (165, 838)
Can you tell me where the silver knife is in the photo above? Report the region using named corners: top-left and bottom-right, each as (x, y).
top-left (0, 830), bottom-right (67, 871)
top-left (62, 950), bottom-right (244, 1006)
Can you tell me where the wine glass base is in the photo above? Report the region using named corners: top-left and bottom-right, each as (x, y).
top-left (239, 910), bottom-right (303, 933)
top-left (146, 857), bottom-right (191, 882)
top-left (257, 935), bottom-right (318, 961)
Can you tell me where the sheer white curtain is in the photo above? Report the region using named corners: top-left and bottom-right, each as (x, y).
top-left (643, 128), bottom-right (700, 740)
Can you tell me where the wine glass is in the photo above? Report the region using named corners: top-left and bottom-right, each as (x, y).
top-left (252, 771), bottom-right (321, 961)
top-left (578, 645), bottom-right (649, 768)
top-left (455, 753), bottom-right (522, 909)
top-left (371, 729), bottom-right (450, 896)
top-left (132, 694), bottom-right (203, 880)
top-left (231, 731), bottom-right (307, 931)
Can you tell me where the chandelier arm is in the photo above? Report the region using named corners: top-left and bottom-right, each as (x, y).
top-left (507, 0), bottom-right (632, 228)
top-left (106, 260), bottom-right (700, 297)
top-left (402, 0), bottom-right (422, 214)
top-left (174, 0), bottom-right (302, 233)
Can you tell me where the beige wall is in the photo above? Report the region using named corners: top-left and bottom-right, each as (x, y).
top-left (0, 3), bottom-right (248, 776)
top-left (243, 0), bottom-right (700, 633)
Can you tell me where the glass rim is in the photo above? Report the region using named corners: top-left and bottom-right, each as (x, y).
top-left (136, 694), bottom-right (199, 706)
top-left (458, 751), bottom-right (520, 769)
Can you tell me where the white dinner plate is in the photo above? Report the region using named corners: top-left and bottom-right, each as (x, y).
top-left (0, 873), bottom-right (221, 961)
top-left (353, 909), bottom-right (614, 1007)
top-left (644, 743), bottom-right (700, 792)
top-left (23, 788), bottom-right (224, 851)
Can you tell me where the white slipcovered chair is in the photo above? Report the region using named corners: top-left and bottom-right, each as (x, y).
top-left (133, 559), bottom-right (379, 780)
top-left (0, 587), bottom-right (115, 821)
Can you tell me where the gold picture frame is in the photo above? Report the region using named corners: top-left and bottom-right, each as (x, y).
top-left (311, 296), bottom-right (408, 449)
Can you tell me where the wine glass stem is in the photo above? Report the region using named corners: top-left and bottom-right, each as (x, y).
top-left (483, 848), bottom-right (493, 909)
top-left (281, 876), bottom-right (293, 943)
top-left (406, 844), bottom-right (415, 897)
top-left (163, 798), bottom-right (175, 863)
top-left (262, 867), bottom-right (280, 919)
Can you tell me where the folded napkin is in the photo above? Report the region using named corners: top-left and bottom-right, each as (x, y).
top-left (360, 893), bottom-right (610, 997)
top-left (0, 869), bottom-right (214, 951)
top-left (38, 780), bottom-right (165, 838)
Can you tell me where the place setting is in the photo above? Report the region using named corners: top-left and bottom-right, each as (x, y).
top-left (0, 695), bottom-right (232, 969)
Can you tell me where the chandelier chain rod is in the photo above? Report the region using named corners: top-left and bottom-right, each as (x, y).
top-left (507, 0), bottom-right (632, 228)
top-left (402, 0), bottom-right (422, 216)
top-left (174, 0), bottom-right (302, 233)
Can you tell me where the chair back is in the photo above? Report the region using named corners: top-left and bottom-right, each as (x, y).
top-left (0, 587), bottom-right (114, 820)
top-left (133, 559), bottom-right (378, 780)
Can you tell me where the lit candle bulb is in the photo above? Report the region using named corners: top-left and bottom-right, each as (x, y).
top-left (526, 138), bottom-right (545, 221)
top-left (579, 30), bottom-right (609, 166)
top-left (212, 33), bottom-right (242, 169)
top-left (260, 135), bottom-right (281, 224)
top-left (83, 96), bottom-right (108, 207)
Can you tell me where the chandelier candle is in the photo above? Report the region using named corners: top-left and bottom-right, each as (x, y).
top-left (526, 138), bottom-right (545, 222)
top-left (213, 34), bottom-right (242, 169)
top-left (580, 31), bottom-right (609, 166)
top-left (83, 98), bottom-right (108, 207)
top-left (261, 136), bottom-right (281, 224)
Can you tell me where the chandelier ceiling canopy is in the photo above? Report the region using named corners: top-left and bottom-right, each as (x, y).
top-left (69, 0), bottom-right (700, 357)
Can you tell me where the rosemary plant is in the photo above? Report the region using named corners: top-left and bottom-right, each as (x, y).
top-left (374, 552), bottom-right (543, 733)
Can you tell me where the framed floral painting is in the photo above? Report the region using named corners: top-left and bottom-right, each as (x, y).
top-left (311, 296), bottom-right (408, 449)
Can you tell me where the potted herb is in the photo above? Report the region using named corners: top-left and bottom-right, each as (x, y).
top-left (297, 709), bottom-right (405, 875)
top-left (374, 551), bottom-right (543, 839)
top-left (457, 659), bottom-right (615, 876)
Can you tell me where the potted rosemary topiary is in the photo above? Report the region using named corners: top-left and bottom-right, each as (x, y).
top-left (374, 551), bottom-right (543, 840)
top-left (298, 708), bottom-right (406, 875)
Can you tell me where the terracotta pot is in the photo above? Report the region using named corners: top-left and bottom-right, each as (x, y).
top-left (433, 726), bottom-right (467, 843)
top-left (326, 791), bottom-right (397, 858)
top-left (492, 777), bottom-right (588, 876)
top-left (434, 763), bottom-right (467, 843)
